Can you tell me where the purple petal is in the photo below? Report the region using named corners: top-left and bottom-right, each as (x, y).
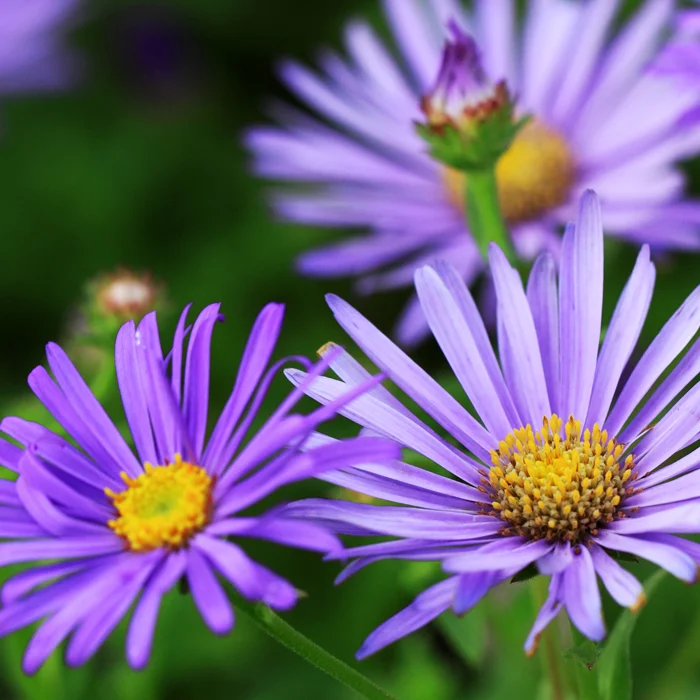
top-left (443, 538), bottom-right (553, 573)
top-left (0, 439), bottom-right (21, 473)
top-left (301, 432), bottom-right (483, 504)
top-left (1, 417), bottom-right (122, 490)
top-left (45, 342), bottom-right (141, 477)
top-left (0, 536), bottom-right (122, 567)
top-left (284, 499), bottom-right (500, 540)
top-left (562, 547), bottom-right (605, 641)
top-left (169, 304), bottom-right (192, 405)
top-left (559, 192), bottom-right (604, 423)
top-left (595, 530), bottom-right (697, 582)
top-left (208, 517), bottom-right (340, 554)
top-left (136, 313), bottom-right (191, 463)
top-left (217, 436), bottom-right (400, 517)
top-left (2, 560), bottom-right (87, 605)
top-left (537, 542), bottom-right (574, 575)
top-left (115, 321), bottom-right (158, 468)
top-left (414, 265), bottom-right (515, 438)
top-left (526, 253), bottom-right (561, 416)
top-left (203, 303), bottom-right (284, 469)
top-left (622, 339), bottom-right (700, 447)
top-left (590, 544), bottom-right (644, 609)
top-left (606, 286), bottom-right (700, 437)
top-left (183, 304), bottom-right (223, 460)
top-left (193, 535), bottom-right (263, 600)
top-left (326, 293), bottom-right (494, 463)
top-left (126, 551), bottom-right (187, 670)
top-left (453, 570), bottom-right (504, 615)
top-left (586, 246), bottom-right (655, 427)
top-left (284, 370), bottom-right (480, 484)
top-left (356, 577), bottom-right (457, 659)
top-left (187, 547), bottom-right (234, 634)
top-left (489, 244), bottom-right (551, 426)
top-left (524, 573), bottom-right (563, 655)
top-left (22, 554), bottom-right (157, 674)
top-left (65, 555), bottom-right (161, 667)
top-left (610, 501), bottom-right (700, 535)
top-left (549, 0), bottom-right (622, 122)
top-left (382, 0), bottom-right (441, 89)
top-left (16, 451), bottom-right (106, 536)
top-left (28, 367), bottom-right (126, 479)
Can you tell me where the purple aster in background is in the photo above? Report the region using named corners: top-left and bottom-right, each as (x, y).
top-left (0, 303), bottom-right (397, 673)
top-left (653, 8), bottom-right (700, 123)
top-left (0, 0), bottom-right (81, 93)
top-left (285, 190), bottom-right (700, 657)
top-left (247, 0), bottom-right (700, 345)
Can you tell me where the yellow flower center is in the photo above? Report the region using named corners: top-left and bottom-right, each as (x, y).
top-left (106, 455), bottom-right (213, 552)
top-left (488, 415), bottom-right (634, 544)
top-left (443, 121), bottom-right (576, 224)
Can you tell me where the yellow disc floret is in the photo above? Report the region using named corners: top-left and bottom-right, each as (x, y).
top-left (106, 454), bottom-right (213, 552)
top-left (488, 415), bottom-right (634, 544)
top-left (444, 120), bottom-right (576, 224)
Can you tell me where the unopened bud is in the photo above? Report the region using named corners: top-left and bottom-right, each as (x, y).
top-left (93, 269), bottom-right (162, 321)
top-left (417, 21), bottom-right (526, 171)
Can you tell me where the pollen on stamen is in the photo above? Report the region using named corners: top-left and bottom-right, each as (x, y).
top-left (105, 454), bottom-right (213, 552)
top-left (488, 415), bottom-right (634, 544)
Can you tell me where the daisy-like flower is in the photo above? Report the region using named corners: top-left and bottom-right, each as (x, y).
top-left (0, 303), bottom-right (398, 673)
top-left (0, 0), bottom-right (81, 94)
top-left (247, 0), bottom-right (700, 344)
top-left (285, 190), bottom-right (700, 657)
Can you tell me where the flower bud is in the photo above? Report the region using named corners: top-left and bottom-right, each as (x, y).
top-left (417, 21), bottom-right (526, 171)
top-left (93, 268), bottom-right (162, 321)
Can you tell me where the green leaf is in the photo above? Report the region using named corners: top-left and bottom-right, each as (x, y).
top-left (609, 550), bottom-right (639, 564)
top-left (563, 639), bottom-right (602, 671)
top-left (510, 564), bottom-right (539, 584)
top-left (597, 569), bottom-right (666, 700)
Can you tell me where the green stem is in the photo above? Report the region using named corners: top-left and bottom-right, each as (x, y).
top-left (89, 348), bottom-right (117, 403)
top-left (464, 168), bottom-right (515, 262)
top-left (232, 594), bottom-right (397, 700)
top-left (530, 577), bottom-right (568, 700)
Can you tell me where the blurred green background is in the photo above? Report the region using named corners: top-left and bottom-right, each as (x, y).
top-left (2, 1), bottom-right (700, 698)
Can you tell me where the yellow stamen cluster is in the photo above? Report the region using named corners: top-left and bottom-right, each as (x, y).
top-left (487, 415), bottom-right (634, 544)
top-left (106, 454), bottom-right (213, 552)
top-left (444, 120), bottom-right (576, 223)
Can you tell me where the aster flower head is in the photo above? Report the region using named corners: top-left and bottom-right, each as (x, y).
top-left (0, 0), bottom-right (81, 93)
top-left (248, 0), bottom-right (700, 345)
top-left (0, 303), bottom-right (398, 673)
top-left (418, 21), bottom-right (521, 171)
top-left (286, 190), bottom-right (700, 657)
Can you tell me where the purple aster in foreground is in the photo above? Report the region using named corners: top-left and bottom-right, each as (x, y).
top-left (0, 0), bottom-right (81, 93)
top-left (247, 0), bottom-right (700, 345)
top-left (0, 303), bottom-right (398, 673)
top-left (285, 190), bottom-right (700, 657)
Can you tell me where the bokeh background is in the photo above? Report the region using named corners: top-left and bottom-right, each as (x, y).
top-left (1, 1), bottom-right (700, 698)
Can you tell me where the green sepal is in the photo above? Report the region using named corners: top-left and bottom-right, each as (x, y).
top-left (416, 112), bottom-right (530, 172)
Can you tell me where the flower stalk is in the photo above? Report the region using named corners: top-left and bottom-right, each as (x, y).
top-left (231, 593), bottom-right (397, 700)
top-left (463, 167), bottom-right (515, 262)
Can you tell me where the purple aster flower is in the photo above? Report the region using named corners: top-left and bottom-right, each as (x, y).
top-left (247, 1), bottom-right (700, 345)
top-left (0, 303), bottom-right (398, 673)
top-left (0, 0), bottom-right (81, 93)
top-left (285, 190), bottom-right (700, 658)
